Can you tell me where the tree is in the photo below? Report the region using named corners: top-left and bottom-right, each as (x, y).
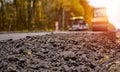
top-left (0, 0), bottom-right (92, 31)
top-left (80, 0), bottom-right (93, 29)
top-left (0, 0), bottom-right (7, 31)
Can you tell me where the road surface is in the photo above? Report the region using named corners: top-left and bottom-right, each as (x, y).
top-left (0, 31), bottom-right (111, 41)
top-left (0, 32), bottom-right (51, 41)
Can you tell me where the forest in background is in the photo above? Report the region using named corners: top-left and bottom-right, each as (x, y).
top-left (0, 0), bottom-right (93, 32)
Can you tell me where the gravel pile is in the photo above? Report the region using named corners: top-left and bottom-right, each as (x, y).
top-left (0, 32), bottom-right (120, 72)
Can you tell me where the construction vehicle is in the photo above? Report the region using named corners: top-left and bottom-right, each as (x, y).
top-left (68, 16), bottom-right (89, 31)
top-left (92, 7), bottom-right (116, 31)
top-left (92, 7), bottom-right (109, 31)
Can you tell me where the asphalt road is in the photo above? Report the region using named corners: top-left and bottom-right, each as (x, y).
top-left (0, 32), bottom-right (51, 41)
top-left (0, 31), bottom-right (110, 41)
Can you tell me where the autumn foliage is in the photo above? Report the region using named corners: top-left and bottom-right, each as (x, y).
top-left (0, 0), bottom-right (92, 32)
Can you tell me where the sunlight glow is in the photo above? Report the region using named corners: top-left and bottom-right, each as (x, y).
top-left (89, 0), bottom-right (120, 29)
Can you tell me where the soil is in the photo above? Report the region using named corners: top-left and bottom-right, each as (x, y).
top-left (0, 32), bottom-right (120, 72)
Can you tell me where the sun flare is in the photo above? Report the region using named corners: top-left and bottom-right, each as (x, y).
top-left (106, 0), bottom-right (120, 28)
top-left (89, 0), bottom-right (120, 28)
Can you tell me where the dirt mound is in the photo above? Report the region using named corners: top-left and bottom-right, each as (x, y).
top-left (0, 32), bottom-right (120, 72)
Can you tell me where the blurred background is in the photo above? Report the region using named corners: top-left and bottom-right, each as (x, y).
top-left (0, 0), bottom-right (118, 32)
top-left (0, 0), bottom-right (93, 32)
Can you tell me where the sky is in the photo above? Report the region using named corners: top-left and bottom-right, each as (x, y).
top-left (88, 0), bottom-right (120, 29)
